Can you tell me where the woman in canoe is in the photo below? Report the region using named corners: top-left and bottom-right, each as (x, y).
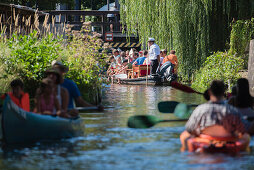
top-left (44, 68), bottom-right (70, 118)
top-left (228, 78), bottom-right (254, 119)
top-left (34, 78), bottom-right (64, 116)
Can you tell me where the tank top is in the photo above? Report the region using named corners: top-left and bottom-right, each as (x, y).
top-left (40, 95), bottom-right (55, 113)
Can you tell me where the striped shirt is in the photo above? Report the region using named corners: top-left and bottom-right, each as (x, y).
top-left (185, 101), bottom-right (250, 136)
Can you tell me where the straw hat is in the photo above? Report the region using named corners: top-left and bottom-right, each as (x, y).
top-left (45, 67), bottom-right (63, 84)
top-left (51, 60), bottom-right (69, 73)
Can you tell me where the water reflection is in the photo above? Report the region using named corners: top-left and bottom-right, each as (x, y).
top-left (1, 84), bottom-right (254, 169)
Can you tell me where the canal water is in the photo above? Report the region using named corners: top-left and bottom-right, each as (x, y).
top-left (1, 84), bottom-right (254, 170)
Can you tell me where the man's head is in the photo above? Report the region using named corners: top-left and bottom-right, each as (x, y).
top-left (134, 52), bottom-right (139, 59)
top-left (148, 38), bottom-right (155, 47)
top-left (113, 49), bottom-right (119, 56)
top-left (10, 79), bottom-right (24, 98)
top-left (209, 80), bottom-right (225, 100)
top-left (143, 50), bottom-right (148, 57)
top-left (52, 60), bottom-right (69, 74)
top-left (170, 50), bottom-right (176, 54)
top-left (162, 49), bottom-right (167, 57)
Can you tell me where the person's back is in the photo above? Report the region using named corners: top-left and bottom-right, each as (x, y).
top-left (61, 78), bottom-right (81, 109)
top-left (228, 78), bottom-right (254, 118)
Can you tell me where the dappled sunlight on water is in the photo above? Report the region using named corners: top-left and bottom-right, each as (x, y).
top-left (1, 84), bottom-right (254, 169)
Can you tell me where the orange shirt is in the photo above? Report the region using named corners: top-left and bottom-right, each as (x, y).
top-left (1, 92), bottom-right (30, 112)
top-left (163, 54), bottom-right (178, 65)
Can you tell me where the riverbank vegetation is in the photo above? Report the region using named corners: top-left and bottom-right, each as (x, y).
top-left (0, 14), bottom-right (107, 103)
top-left (192, 18), bottom-right (254, 91)
top-left (120, 0), bottom-right (253, 88)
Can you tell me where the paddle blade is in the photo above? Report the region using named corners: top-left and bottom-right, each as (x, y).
top-left (127, 115), bottom-right (160, 128)
top-left (171, 82), bottom-right (202, 94)
top-left (158, 101), bottom-right (180, 113)
top-left (174, 103), bottom-right (193, 119)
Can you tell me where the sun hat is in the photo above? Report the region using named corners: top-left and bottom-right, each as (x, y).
top-left (148, 38), bottom-right (155, 42)
top-left (51, 60), bottom-right (69, 73)
top-left (45, 67), bottom-right (63, 84)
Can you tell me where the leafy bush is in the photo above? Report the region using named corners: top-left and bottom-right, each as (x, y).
top-left (229, 18), bottom-right (254, 68)
top-left (0, 24), bottom-right (107, 103)
top-left (191, 52), bottom-right (244, 92)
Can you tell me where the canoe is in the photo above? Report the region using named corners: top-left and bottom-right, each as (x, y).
top-left (113, 75), bottom-right (172, 86)
top-left (1, 95), bottom-right (84, 144)
top-left (186, 134), bottom-right (250, 154)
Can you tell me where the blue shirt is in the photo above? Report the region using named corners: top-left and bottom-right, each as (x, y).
top-left (135, 57), bottom-right (146, 65)
top-left (61, 78), bottom-right (81, 109)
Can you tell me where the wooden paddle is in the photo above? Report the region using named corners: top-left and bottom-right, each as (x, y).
top-left (127, 115), bottom-right (188, 128)
top-left (170, 81), bottom-right (203, 94)
top-left (158, 101), bottom-right (198, 113)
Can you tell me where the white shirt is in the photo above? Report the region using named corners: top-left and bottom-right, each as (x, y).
top-left (148, 43), bottom-right (160, 60)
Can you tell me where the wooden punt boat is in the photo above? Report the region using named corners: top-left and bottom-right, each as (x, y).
top-left (114, 75), bottom-right (171, 85)
top-left (1, 95), bottom-right (84, 144)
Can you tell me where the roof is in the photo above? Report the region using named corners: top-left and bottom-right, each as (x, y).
top-left (0, 3), bottom-right (48, 16)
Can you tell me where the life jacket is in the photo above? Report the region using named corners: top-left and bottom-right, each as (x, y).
top-left (8, 92), bottom-right (30, 112)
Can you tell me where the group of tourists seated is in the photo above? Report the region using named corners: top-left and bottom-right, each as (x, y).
top-left (180, 78), bottom-right (254, 151)
top-left (1, 61), bottom-right (101, 118)
top-left (107, 47), bottom-right (178, 80)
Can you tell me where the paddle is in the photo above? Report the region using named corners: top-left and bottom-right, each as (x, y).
top-left (174, 103), bottom-right (194, 119)
top-left (158, 101), bottom-right (198, 113)
top-left (127, 115), bottom-right (188, 128)
top-left (170, 81), bottom-right (203, 94)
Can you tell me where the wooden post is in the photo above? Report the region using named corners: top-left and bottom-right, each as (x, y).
top-left (248, 40), bottom-right (254, 96)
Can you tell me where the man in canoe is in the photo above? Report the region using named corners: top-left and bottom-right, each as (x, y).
top-left (148, 38), bottom-right (160, 75)
top-left (180, 80), bottom-right (250, 151)
top-left (52, 60), bottom-right (103, 111)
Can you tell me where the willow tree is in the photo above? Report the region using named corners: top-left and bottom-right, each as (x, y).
top-left (119, 0), bottom-right (253, 79)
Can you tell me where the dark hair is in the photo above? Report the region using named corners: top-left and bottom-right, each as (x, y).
top-left (235, 78), bottom-right (253, 108)
top-left (209, 80), bottom-right (225, 97)
top-left (10, 79), bottom-right (24, 89)
top-left (203, 89), bottom-right (210, 101)
top-left (134, 52), bottom-right (139, 57)
top-left (122, 59), bottom-right (128, 63)
top-left (143, 50), bottom-right (148, 56)
top-left (231, 85), bottom-right (237, 96)
top-left (170, 50), bottom-right (176, 54)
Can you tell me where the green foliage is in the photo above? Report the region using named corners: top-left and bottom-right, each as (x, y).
top-left (191, 52), bottom-right (244, 92)
top-left (119, 0), bottom-right (253, 80)
top-left (0, 26), bottom-right (107, 103)
top-left (229, 18), bottom-right (254, 68)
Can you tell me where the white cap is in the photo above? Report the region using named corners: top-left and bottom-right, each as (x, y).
top-left (148, 38), bottom-right (155, 42)
top-left (51, 60), bottom-right (69, 73)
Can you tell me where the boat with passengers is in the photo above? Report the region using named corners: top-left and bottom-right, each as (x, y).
top-left (0, 95), bottom-right (84, 144)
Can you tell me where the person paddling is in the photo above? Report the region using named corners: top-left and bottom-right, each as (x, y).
top-left (228, 78), bottom-right (254, 119)
top-left (180, 80), bottom-right (250, 151)
top-left (52, 60), bottom-right (103, 111)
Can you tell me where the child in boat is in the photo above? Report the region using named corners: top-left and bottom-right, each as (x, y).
top-left (1, 79), bottom-right (30, 112)
top-left (34, 78), bottom-right (62, 116)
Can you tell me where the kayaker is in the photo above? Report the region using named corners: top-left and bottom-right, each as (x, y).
top-left (180, 80), bottom-right (250, 151)
top-left (34, 78), bottom-right (69, 117)
top-left (1, 79), bottom-right (30, 112)
top-left (148, 38), bottom-right (160, 75)
top-left (52, 60), bottom-right (103, 111)
top-left (228, 78), bottom-right (254, 119)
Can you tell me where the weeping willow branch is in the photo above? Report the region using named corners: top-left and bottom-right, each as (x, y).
top-left (119, 0), bottom-right (253, 80)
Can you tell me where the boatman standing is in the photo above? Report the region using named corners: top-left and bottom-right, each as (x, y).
top-left (148, 38), bottom-right (160, 75)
